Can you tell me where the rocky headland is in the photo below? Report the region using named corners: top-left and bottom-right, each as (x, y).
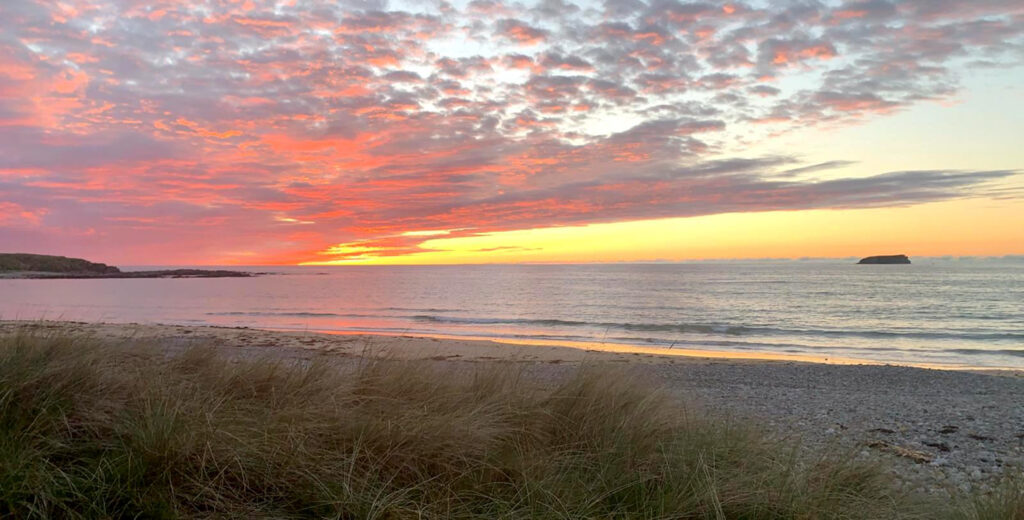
top-left (0, 253), bottom-right (255, 279)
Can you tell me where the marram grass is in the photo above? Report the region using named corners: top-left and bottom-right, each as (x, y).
top-left (0, 331), bottom-right (1019, 519)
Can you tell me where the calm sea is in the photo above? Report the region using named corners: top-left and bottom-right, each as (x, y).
top-left (2, 261), bottom-right (1022, 369)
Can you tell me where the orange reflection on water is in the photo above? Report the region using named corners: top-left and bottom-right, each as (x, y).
top-left (277, 327), bottom-right (882, 365)
top-left (278, 328), bottom-right (1023, 373)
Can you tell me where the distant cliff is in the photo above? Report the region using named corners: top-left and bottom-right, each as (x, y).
top-left (0, 253), bottom-right (255, 278)
top-left (0, 253), bottom-right (120, 274)
top-left (857, 255), bottom-right (911, 265)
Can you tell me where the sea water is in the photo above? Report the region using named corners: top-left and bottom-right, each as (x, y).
top-left (2, 260), bottom-right (1021, 368)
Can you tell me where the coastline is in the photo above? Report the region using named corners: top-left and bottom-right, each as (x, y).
top-left (0, 318), bottom-right (1017, 374)
top-left (0, 269), bottom-right (255, 279)
top-left (3, 319), bottom-right (849, 365)
top-left (2, 319), bottom-right (1022, 497)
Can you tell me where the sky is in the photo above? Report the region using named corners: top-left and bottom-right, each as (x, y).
top-left (0, 0), bottom-right (1022, 265)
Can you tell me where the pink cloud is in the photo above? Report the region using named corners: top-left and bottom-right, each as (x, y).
top-left (0, 0), bottom-right (1020, 263)
top-left (495, 19), bottom-right (547, 45)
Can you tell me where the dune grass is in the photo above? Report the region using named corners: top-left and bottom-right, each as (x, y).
top-left (0, 331), bottom-right (1019, 519)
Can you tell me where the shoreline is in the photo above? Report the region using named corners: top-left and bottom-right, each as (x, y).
top-left (2, 319), bottom-right (1022, 496)
top-left (1, 318), bottom-right (1019, 375)
top-left (4, 319), bottom-right (799, 366)
top-left (301, 328), bottom-right (1024, 375)
top-left (275, 327), bottom-right (1024, 377)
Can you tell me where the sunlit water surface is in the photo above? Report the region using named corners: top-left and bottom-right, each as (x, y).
top-left (2, 261), bottom-right (1021, 368)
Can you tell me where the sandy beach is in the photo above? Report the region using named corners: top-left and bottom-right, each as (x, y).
top-left (2, 319), bottom-right (1022, 498)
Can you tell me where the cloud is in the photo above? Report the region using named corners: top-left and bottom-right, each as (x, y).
top-left (778, 160), bottom-right (857, 177)
top-left (495, 19), bottom-right (548, 44)
top-left (0, 0), bottom-right (1021, 263)
top-left (0, 128), bottom-right (181, 170)
top-left (757, 38), bottom-right (837, 69)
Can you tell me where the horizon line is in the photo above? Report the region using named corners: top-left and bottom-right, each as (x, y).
top-left (113, 254), bottom-right (1024, 267)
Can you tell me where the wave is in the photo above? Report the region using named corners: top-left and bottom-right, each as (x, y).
top-left (948, 348), bottom-right (1024, 358)
top-left (205, 311), bottom-right (1024, 343)
top-left (410, 315), bottom-right (1024, 342)
top-left (382, 307), bottom-right (463, 313)
top-left (410, 315), bottom-right (752, 335)
top-left (208, 311), bottom-right (364, 318)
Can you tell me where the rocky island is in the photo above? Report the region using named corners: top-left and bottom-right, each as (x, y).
top-left (857, 254), bottom-right (911, 264)
top-left (0, 253), bottom-right (255, 279)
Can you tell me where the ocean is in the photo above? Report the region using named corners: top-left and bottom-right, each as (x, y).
top-left (2, 260), bottom-right (1021, 369)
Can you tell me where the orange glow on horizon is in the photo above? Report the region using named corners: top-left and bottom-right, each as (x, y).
top-left (2, 0), bottom-right (1022, 266)
top-left (297, 198), bottom-right (1024, 266)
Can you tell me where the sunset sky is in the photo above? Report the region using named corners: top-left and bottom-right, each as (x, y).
top-left (1, 0), bottom-right (1022, 265)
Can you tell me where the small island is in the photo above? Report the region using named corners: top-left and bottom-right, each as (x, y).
top-left (0, 253), bottom-right (255, 279)
top-left (857, 254), bottom-right (911, 265)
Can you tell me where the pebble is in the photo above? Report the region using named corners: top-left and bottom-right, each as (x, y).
top-left (640, 362), bottom-right (1024, 496)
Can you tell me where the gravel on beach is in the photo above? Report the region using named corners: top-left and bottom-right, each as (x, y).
top-left (646, 362), bottom-right (1024, 498)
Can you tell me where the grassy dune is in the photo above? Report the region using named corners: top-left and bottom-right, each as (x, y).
top-left (0, 332), bottom-right (1020, 519)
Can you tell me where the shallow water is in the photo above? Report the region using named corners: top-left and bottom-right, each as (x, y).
top-left (1, 260), bottom-right (1021, 368)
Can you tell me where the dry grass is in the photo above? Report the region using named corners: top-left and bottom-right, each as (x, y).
top-left (0, 330), bottom-right (1018, 519)
top-left (953, 479), bottom-right (1024, 520)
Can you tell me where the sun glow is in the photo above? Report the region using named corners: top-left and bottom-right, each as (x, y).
top-left (302, 198), bottom-right (1024, 265)
top-left (2, 0), bottom-right (1022, 265)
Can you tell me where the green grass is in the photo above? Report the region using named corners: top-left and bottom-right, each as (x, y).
top-left (0, 331), bottom-right (1019, 519)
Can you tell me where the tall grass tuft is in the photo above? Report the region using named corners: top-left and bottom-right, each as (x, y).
top-left (953, 477), bottom-right (1024, 520)
top-left (0, 330), bottom-right (996, 518)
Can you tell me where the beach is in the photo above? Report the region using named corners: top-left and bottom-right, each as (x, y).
top-left (4, 262), bottom-right (1020, 369)
top-left (4, 319), bottom-right (1021, 499)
